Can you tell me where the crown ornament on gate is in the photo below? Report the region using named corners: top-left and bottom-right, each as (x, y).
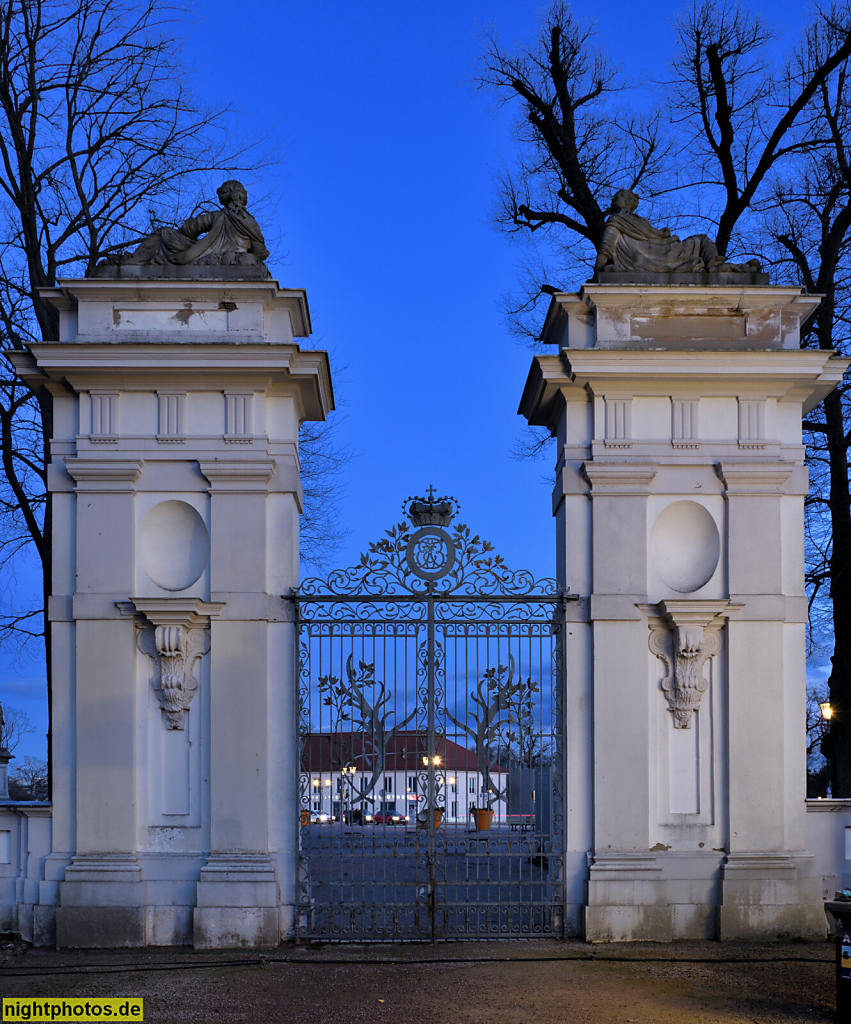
top-left (403, 486), bottom-right (458, 528)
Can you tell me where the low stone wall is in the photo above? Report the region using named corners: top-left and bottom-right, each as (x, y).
top-left (0, 803), bottom-right (52, 941)
top-left (806, 798), bottom-right (851, 900)
top-left (1, 801), bottom-right (848, 944)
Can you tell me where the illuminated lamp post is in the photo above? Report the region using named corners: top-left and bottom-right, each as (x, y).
top-left (821, 702), bottom-right (834, 798)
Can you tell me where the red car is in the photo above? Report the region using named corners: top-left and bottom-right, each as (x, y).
top-left (372, 812), bottom-right (407, 825)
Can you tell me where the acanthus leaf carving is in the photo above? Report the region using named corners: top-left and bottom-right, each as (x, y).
top-left (649, 618), bottom-right (721, 729)
top-left (137, 623), bottom-right (209, 729)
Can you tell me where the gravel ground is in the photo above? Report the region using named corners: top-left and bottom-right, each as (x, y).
top-left (0, 939), bottom-right (838, 1023)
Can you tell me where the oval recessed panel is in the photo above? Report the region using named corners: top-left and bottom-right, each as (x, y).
top-left (650, 500), bottom-right (720, 594)
top-left (139, 500), bottom-right (209, 592)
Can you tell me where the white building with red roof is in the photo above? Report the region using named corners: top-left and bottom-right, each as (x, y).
top-left (300, 730), bottom-right (507, 824)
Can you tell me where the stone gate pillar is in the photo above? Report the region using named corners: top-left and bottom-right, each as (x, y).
top-left (11, 266), bottom-right (332, 947)
top-left (521, 282), bottom-right (848, 941)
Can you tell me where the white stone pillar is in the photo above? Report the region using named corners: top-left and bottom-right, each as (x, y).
top-left (11, 272), bottom-right (332, 947)
top-left (521, 283), bottom-right (847, 941)
top-left (0, 749), bottom-right (12, 800)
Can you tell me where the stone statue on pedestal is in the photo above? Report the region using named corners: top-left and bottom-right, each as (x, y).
top-left (594, 189), bottom-right (761, 277)
top-left (111, 180), bottom-right (269, 269)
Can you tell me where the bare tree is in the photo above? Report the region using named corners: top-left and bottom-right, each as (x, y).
top-left (0, 704), bottom-right (35, 753)
top-left (806, 680), bottom-right (831, 793)
top-left (298, 419), bottom-right (350, 569)
top-left (9, 755), bottom-right (49, 800)
top-left (481, 2), bottom-right (851, 791)
top-left (751, 9), bottom-right (851, 794)
top-left (670, 3), bottom-right (849, 255)
top-left (476, 1), bottom-right (670, 342)
top-left (676, 3), bottom-right (851, 792)
top-left (0, 0), bottom-right (276, 795)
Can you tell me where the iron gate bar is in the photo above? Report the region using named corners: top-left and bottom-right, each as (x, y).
top-left (294, 595), bottom-right (574, 602)
top-left (293, 491), bottom-right (570, 942)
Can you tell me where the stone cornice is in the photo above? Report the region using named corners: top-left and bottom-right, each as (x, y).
top-left (580, 283), bottom-right (819, 312)
top-left (40, 279), bottom-right (312, 337)
top-left (25, 343), bottom-right (334, 422)
top-left (541, 285), bottom-right (826, 351)
top-left (63, 458), bottom-right (142, 487)
top-left (582, 463), bottom-right (657, 494)
top-left (198, 458), bottom-right (277, 490)
top-left (520, 348), bottom-right (848, 428)
top-left (517, 354), bottom-right (575, 429)
top-left (119, 598), bottom-right (226, 630)
top-left (656, 599), bottom-right (741, 628)
top-left (715, 461), bottom-right (799, 494)
top-left (564, 348), bottom-right (845, 396)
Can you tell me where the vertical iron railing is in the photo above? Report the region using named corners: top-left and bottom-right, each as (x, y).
top-left (292, 491), bottom-right (572, 941)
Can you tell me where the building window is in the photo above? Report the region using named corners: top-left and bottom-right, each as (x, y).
top-left (408, 776), bottom-right (418, 793)
top-left (385, 776), bottom-right (392, 793)
top-left (469, 778), bottom-right (476, 794)
top-left (451, 801), bottom-right (457, 817)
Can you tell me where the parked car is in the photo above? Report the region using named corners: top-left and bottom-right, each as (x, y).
top-left (372, 812), bottom-right (408, 825)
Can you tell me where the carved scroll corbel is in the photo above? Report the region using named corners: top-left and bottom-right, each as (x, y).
top-left (649, 623), bottom-right (720, 728)
top-left (647, 601), bottom-right (733, 729)
top-left (118, 598), bottom-right (225, 730)
top-left (137, 623), bottom-right (209, 729)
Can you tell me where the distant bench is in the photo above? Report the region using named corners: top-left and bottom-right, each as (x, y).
top-left (506, 814), bottom-right (534, 832)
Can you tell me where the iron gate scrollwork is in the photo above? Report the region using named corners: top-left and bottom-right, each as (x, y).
top-left (294, 490), bottom-right (567, 940)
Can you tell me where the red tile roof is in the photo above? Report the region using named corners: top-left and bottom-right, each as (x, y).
top-left (300, 730), bottom-right (503, 773)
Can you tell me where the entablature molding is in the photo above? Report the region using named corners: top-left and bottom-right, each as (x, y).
top-left (715, 461), bottom-right (805, 495)
top-left (63, 457), bottom-right (142, 489)
top-left (199, 457), bottom-right (277, 492)
top-left (518, 354), bottom-right (578, 432)
top-left (23, 344), bottom-right (333, 423)
top-left (40, 278), bottom-right (312, 338)
top-left (565, 350), bottom-right (846, 409)
top-left (582, 463), bottom-right (657, 494)
top-left (541, 285), bottom-right (824, 352)
top-left (519, 348), bottom-right (849, 432)
top-left (118, 597), bottom-right (226, 630)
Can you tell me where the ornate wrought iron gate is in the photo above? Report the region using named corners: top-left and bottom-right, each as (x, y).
top-left (295, 491), bottom-right (566, 940)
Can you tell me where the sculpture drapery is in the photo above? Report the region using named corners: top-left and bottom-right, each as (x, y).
top-left (595, 190), bottom-right (761, 276)
top-left (110, 180), bottom-right (269, 269)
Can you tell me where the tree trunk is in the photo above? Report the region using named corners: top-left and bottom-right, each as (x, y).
top-left (825, 380), bottom-right (851, 794)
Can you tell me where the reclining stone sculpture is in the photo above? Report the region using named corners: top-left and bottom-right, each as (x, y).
top-left (594, 189), bottom-right (762, 277)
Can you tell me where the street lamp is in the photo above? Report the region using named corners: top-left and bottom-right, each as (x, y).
top-left (820, 702), bottom-right (834, 798)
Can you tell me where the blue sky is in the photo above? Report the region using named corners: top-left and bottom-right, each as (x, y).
top-left (0, 0), bottom-right (827, 762)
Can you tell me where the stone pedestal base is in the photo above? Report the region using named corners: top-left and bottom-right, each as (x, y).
top-left (718, 853), bottom-right (825, 941)
top-left (193, 855), bottom-right (279, 949)
top-left (55, 856), bottom-right (145, 947)
top-left (586, 854), bottom-right (671, 941)
top-left (586, 851), bottom-right (825, 941)
top-left (586, 852), bottom-right (732, 941)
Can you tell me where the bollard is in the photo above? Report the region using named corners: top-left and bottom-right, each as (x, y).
top-left (824, 900), bottom-right (851, 1023)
